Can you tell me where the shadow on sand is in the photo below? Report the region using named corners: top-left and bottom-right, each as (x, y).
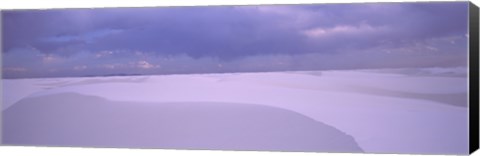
top-left (3, 92), bottom-right (363, 153)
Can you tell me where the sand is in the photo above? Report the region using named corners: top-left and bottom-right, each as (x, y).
top-left (3, 92), bottom-right (363, 152)
top-left (2, 68), bottom-right (469, 154)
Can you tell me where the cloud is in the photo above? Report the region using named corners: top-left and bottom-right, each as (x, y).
top-left (3, 67), bottom-right (28, 72)
top-left (42, 54), bottom-right (62, 63)
top-left (1, 2), bottom-right (469, 78)
top-left (73, 65), bottom-right (87, 71)
top-left (302, 23), bottom-right (389, 38)
top-left (41, 29), bottom-right (123, 43)
top-left (136, 60), bottom-right (159, 69)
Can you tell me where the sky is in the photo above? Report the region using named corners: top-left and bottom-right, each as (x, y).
top-left (1, 2), bottom-right (469, 78)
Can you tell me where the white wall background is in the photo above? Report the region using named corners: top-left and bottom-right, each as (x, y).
top-left (0, 0), bottom-right (478, 156)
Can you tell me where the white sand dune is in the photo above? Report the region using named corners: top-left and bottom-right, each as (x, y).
top-left (2, 68), bottom-right (469, 154)
top-left (3, 92), bottom-right (363, 152)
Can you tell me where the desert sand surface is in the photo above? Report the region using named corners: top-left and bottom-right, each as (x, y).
top-left (4, 92), bottom-right (363, 152)
top-left (2, 68), bottom-right (469, 154)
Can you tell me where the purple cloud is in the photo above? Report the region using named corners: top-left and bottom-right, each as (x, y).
top-left (1, 2), bottom-right (469, 78)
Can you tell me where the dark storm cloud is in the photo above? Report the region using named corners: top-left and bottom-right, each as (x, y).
top-left (1, 2), bottom-right (469, 78)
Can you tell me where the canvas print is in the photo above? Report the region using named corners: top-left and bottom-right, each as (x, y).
top-left (1, 2), bottom-right (473, 155)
